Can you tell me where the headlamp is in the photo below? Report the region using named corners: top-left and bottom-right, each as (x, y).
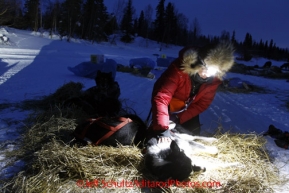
top-left (206, 66), bottom-right (219, 77)
top-left (198, 56), bottom-right (219, 77)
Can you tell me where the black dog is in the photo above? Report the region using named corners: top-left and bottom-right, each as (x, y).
top-left (144, 138), bottom-right (194, 181)
top-left (66, 70), bottom-right (122, 116)
top-left (73, 114), bottom-right (147, 147)
top-left (64, 70), bottom-right (121, 116)
top-left (144, 122), bottom-right (218, 181)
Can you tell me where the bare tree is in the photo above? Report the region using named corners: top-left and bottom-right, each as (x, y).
top-left (190, 18), bottom-right (201, 37)
top-left (189, 17), bottom-right (201, 45)
top-left (144, 4), bottom-right (153, 42)
top-left (0, 0), bottom-right (15, 25)
top-left (144, 4), bottom-right (153, 29)
top-left (0, 0), bottom-right (8, 16)
top-left (43, 0), bottom-right (61, 38)
top-left (23, 0), bottom-right (41, 31)
top-left (175, 13), bottom-right (188, 44)
top-left (220, 30), bottom-right (230, 41)
top-left (113, 0), bottom-right (126, 27)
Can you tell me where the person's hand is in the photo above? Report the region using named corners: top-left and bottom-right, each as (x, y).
top-left (158, 137), bottom-right (172, 143)
top-left (156, 129), bottom-right (172, 144)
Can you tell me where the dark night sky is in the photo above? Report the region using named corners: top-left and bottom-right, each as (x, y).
top-left (104, 0), bottom-right (289, 48)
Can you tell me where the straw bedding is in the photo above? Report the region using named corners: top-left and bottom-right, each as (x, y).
top-left (0, 82), bottom-right (286, 193)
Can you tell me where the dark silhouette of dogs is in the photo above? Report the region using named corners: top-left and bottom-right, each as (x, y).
top-left (281, 63), bottom-right (289, 70)
top-left (65, 70), bottom-right (122, 116)
top-left (81, 70), bottom-right (122, 116)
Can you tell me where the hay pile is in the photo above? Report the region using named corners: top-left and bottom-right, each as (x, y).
top-left (4, 140), bottom-right (144, 193)
top-left (0, 82), bottom-right (286, 193)
top-left (187, 133), bottom-right (283, 193)
top-left (2, 117), bottom-right (285, 193)
top-left (19, 81), bottom-right (84, 111)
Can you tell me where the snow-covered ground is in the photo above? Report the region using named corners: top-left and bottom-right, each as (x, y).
top-left (0, 27), bottom-right (289, 192)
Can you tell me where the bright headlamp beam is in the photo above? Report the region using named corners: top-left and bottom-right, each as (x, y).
top-left (206, 66), bottom-right (219, 77)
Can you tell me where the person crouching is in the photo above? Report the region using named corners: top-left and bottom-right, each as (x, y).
top-left (150, 41), bottom-right (235, 140)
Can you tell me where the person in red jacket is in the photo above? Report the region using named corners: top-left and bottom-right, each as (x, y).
top-left (151, 41), bottom-right (235, 140)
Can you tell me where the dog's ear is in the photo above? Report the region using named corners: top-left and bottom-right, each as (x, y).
top-left (170, 140), bottom-right (181, 152)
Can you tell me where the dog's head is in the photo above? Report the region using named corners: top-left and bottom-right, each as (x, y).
top-left (145, 140), bottom-right (193, 181)
top-left (95, 70), bottom-right (114, 90)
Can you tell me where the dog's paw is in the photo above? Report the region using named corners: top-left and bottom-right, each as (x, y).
top-left (192, 165), bottom-right (206, 172)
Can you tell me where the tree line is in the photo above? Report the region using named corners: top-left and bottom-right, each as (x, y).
top-left (0, 0), bottom-right (288, 61)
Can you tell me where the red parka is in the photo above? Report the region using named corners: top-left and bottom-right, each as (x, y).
top-left (151, 47), bottom-right (224, 131)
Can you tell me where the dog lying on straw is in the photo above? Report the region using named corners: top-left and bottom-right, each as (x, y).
top-left (144, 121), bottom-right (239, 181)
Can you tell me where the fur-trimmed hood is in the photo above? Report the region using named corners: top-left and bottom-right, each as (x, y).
top-left (180, 41), bottom-right (235, 79)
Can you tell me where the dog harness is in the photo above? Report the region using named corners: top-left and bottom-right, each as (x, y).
top-left (75, 117), bottom-right (132, 145)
